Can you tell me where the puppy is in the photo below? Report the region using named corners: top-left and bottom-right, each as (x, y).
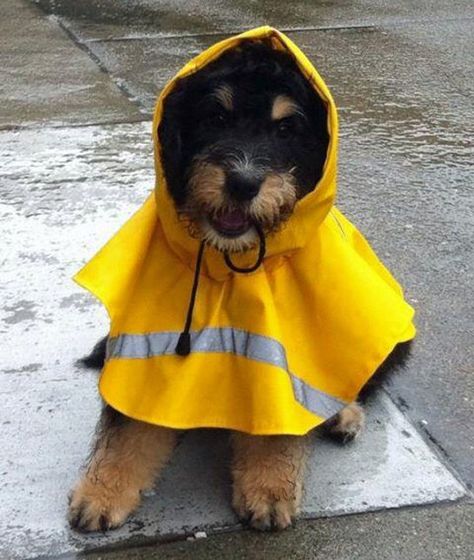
top-left (68, 42), bottom-right (410, 533)
top-left (159, 43), bottom-right (328, 252)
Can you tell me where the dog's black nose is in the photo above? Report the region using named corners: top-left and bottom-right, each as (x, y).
top-left (227, 171), bottom-right (262, 202)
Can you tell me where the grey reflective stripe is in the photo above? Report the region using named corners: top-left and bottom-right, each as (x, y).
top-left (107, 327), bottom-right (346, 420)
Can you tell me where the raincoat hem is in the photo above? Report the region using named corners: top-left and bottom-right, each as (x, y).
top-left (98, 313), bottom-right (415, 436)
top-left (99, 388), bottom-right (320, 436)
top-left (73, 272), bottom-right (113, 322)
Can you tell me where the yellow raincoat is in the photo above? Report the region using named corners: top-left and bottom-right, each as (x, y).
top-left (75, 27), bottom-right (416, 435)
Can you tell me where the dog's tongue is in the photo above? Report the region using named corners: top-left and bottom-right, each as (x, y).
top-left (213, 209), bottom-right (249, 233)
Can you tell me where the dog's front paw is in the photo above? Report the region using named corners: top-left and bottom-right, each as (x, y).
top-left (327, 401), bottom-right (365, 444)
top-left (231, 433), bottom-right (307, 531)
top-left (232, 480), bottom-right (301, 531)
top-left (68, 475), bottom-right (140, 532)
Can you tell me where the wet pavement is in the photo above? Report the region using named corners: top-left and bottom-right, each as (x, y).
top-left (1, 1), bottom-right (473, 558)
top-left (84, 502), bottom-right (474, 560)
top-left (35, 0), bottom-right (474, 41)
top-left (0, 1), bottom-right (144, 128)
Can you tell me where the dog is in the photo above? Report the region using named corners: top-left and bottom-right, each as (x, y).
top-left (68, 41), bottom-right (411, 533)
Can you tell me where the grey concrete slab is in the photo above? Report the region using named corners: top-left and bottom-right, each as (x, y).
top-left (0, 123), bottom-right (466, 559)
top-left (85, 502), bottom-right (474, 560)
top-left (0, 0), bottom-right (143, 128)
top-left (54, 20), bottom-right (474, 489)
top-left (34, 0), bottom-right (474, 42)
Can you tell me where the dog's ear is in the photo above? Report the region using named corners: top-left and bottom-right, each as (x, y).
top-left (158, 85), bottom-right (186, 205)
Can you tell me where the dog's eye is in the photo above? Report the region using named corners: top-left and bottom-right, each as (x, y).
top-left (206, 112), bottom-right (230, 128)
top-left (275, 119), bottom-right (295, 139)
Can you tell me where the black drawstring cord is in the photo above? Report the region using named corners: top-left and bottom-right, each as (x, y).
top-left (224, 225), bottom-right (266, 274)
top-left (175, 241), bottom-right (206, 356)
top-left (175, 227), bottom-right (267, 356)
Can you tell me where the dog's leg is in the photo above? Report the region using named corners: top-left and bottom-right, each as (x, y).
top-left (68, 406), bottom-right (177, 532)
top-left (326, 401), bottom-right (365, 443)
top-left (231, 433), bottom-right (308, 531)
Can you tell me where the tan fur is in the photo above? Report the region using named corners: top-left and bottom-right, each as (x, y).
top-left (231, 432), bottom-right (308, 530)
top-left (185, 159), bottom-right (250, 250)
top-left (185, 161), bottom-right (298, 252)
top-left (69, 402), bottom-right (366, 532)
top-left (68, 416), bottom-right (177, 531)
top-left (250, 172), bottom-right (297, 231)
top-left (329, 401), bottom-right (365, 442)
top-left (213, 84), bottom-right (233, 111)
top-left (271, 94), bottom-right (301, 120)
top-left (186, 159), bottom-right (227, 215)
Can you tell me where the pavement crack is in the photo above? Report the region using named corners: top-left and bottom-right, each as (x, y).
top-left (82, 23), bottom-right (378, 44)
top-left (46, 14), bottom-right (146, 113)
top-left (75, 15), bottom-right (473, 44)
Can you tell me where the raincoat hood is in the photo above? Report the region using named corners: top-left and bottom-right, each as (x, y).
top-left (153, 27), bottom-right (338, 277)
top-left (75, 27), bottom-right (416, 435)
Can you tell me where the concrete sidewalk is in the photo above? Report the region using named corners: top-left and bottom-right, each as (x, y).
top-left (0, 1), bottom-right (473, 558)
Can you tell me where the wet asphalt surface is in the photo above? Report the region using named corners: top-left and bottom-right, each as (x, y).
top-left (0, 0), bottom-right (473, 558)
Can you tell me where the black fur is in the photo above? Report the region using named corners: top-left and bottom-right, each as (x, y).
top-left (359, 340), bottom-right (413, 402)
top-left (76, 336), bottom-right (107, 370)
top-left (158, 40), bottom-right (329, 207)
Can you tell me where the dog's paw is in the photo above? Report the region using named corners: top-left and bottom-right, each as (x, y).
top-left (233, 484), bottom-right (299, 531)
top-left (68, 476), bottom-right (139, 532)
top-left (327, 402), bottom-right (365, 444)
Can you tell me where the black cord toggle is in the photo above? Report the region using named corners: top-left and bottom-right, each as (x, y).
top-left (175, 332), bottom-right (191, 356)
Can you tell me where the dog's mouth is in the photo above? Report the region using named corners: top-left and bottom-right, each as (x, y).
top-left (208, 209), bottom-right (252, 238)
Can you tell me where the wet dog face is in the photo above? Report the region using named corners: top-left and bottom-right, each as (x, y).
top-left (159, 41), bottom-right (329, 252)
